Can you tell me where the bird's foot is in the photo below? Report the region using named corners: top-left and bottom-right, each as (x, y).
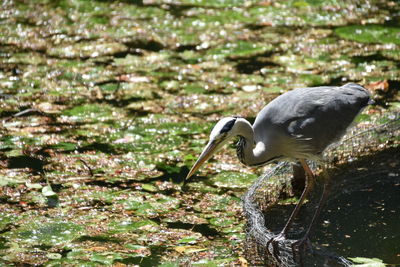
top-left (291, 236), bottom-right (312, 264)
top-left (266, 233), bottom-right (286, 263)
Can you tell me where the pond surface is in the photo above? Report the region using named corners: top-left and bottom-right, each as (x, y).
top-left (313, 148), bottom-right (400, 265)
top-left (0, 0), bottom-right (399, 265)
top-left (317, 178), bottom-right (400, 263)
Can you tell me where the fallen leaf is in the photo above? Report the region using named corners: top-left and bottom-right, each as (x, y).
top-left (173, 246), bottom-right (207, 254)
top-left (365, 80), bottom-right (389, 92)
top-left (87, 246), bottom-right (108, 252)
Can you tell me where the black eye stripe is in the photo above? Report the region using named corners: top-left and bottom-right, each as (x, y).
top-left (220, 118), bottom-right (236, 134)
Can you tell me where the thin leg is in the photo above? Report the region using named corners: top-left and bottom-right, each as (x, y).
top-left (302, 166), bottom-right (332, 238)
top-left (267, 159), bottom-right (315, 260)
top-left (280, 159), bottom-right (315, 236)
top-left (291, 166), bottom-right (332, 262)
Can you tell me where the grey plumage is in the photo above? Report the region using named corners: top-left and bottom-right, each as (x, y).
top-left (187, 83), bottom-right (370, 175)
top-left (186, 83), bottom-right (371, 259)
top-left (251, 83), bottom-right (370, 163)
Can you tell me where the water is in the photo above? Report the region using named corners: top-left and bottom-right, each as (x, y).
top-left (315, 174), bottom-right (400, 264)
top-left (0, 0), bottom-right (399, 265)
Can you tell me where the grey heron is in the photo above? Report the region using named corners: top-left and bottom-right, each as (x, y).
top-left (185, 83), bottom-right (371, 258)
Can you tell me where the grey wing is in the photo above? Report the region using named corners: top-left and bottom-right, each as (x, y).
top-left (254, 83), bottom-right (370, 153)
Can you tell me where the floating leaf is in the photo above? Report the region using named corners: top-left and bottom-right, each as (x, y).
top-left (141, 183), bottom-right (158, 192)
top-left (25, 182), bottom-right (43, 189)
top-left (159, 261), bottom-right (180, 267)
top-left (192, 257), bottom-right (237, 266)
top-left (349, 257), bottom-right (387, 267)
top-left (209, 171), bottom-right (257, 189)
top-left (42, 185), bottom-right (56, 197)
top-left (91, 252), bottom-right (123, 265)
top-left (47, 43), bottom-right (128, 59)
top-left (47, 253), bottom-right (62, 259)
top-left (0, 214), bottom-right (19, 231)
top-left (0, 175), bottom-right (26, 186)
top-left (177, 236), bottom-right (200, 244)
top-left (108, 220), bottom-right (158, 234)
top-left (124, 244), bottom-right (150, 257)
top-left (335, 25), bottom-right (400, 45)
top-left (6, 221), bottom-right (84, 246)
top-left (174, 245), bottom-right (207, 254)
top-left (209, 217), bottom-right (235, 228)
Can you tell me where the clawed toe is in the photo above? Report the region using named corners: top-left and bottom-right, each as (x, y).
top-left (267, 234), bottom-right (313, 265)
top-left (266, 233), bottom-right (286, 263)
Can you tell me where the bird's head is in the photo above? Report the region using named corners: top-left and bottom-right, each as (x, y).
top-left (186, 116), bottom-right (240, 181)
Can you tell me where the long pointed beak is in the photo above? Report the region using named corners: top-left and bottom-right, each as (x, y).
top-left (186, 140), bottom-right (220, 181)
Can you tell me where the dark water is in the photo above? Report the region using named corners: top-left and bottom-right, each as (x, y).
top-left (255, 147), bottom-right (400, 266)
top-left (315, 176), bottom-right (400, 264)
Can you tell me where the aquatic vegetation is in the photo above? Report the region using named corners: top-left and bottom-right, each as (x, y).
top-left (0, 0), bottom-right (398, 265)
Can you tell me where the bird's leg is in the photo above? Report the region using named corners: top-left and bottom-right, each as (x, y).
top-left (292, 166), bottom-right (332, 259)
top-left (266, 159), bottom-right (315, 260)
top-left (305, 166), bottom-right (331, 237)
top-left (280, 159), bottom-right (315, 236)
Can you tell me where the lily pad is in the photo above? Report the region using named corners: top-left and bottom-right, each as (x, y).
top-left (42, 185), bottom-right (56, 196)
top-left (62, 103), bottom-right (117, 123)
top-left (48, 42), bottom-right (128, 59)
top-left (207, 41), bottom-right (273, 60)
top-left (141, 183), bottom-right (158, 192)
top-left (349, 257), bottom-right (387, 267)
top-left (122, 194), bottom-right (181, 216)
top-left (335, 25), bottom-right (400, 45)
top-left (0, 214), bottom-right (19, 232)
top-left (124, 244), bottom-right (151, 257)
top-left (91, 252), bottom-right (123, 265)
top-left (108, 220), bottom-right (159, 234)
top-left (209, 171), bottom-right (257, 189)
top-left (177, 235), bottom-right (201, 244)
top-left (0, 175), bottom-right (27, 187)
top-left (192, 257), bottom-right (237, 266)
top-left (209, 217), bottom-right (235, 228)
top-left (4, 221), bottom-right (84, 246)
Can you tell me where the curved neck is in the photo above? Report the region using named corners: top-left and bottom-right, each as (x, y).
top-left (234, 118), bottom-right (274, 167)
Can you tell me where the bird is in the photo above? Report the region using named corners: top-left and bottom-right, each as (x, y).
top-left (185, 83), bottom-right (371, 259)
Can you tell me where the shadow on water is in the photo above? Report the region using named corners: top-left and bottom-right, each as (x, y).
top-left (77, 142), bottom-right (120, 154)
top-left (76, 235), bottom-right (123, 243)
top-left (6, 155), bottom-right (46, 173)
top-left (119, 246), bottom-right (165, 265)
top-left (313, 147), bottom-right (400, 264)
top-left (166, 221), bottom-right (220, 238)
top-left (154, 162), bottom-right (188, 184)
top-left (260, 147), bottom-right (400, 265)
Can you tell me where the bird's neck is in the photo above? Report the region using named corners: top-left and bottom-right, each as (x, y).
top-left (235, 119), bottom-right (275, 167)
